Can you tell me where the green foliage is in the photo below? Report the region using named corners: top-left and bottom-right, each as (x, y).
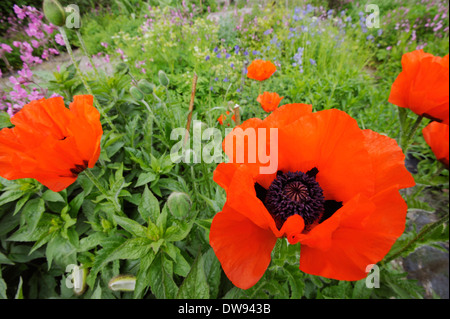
top-left (0, 0), bottom-right (448, 300)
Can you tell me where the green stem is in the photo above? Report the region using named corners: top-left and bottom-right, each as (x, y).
top-left (382, 212), bottom-right (449, 265)
top-left (401, 114), bottom-right (424, 153)
top-left (83, 168), bottom-right (122, 213)
top-left (59, 27), bottom-right (117, 132)
top-left (76, 30), bottom-right (100, 77)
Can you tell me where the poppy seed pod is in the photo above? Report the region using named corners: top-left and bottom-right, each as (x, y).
top-left (158, 70), bottom-right (170, 87)
top-left (43, 0), bottom-right (66, 27)
top-left (137, 79), bottom-right (155, 95)
top-left (130, 86), bottom-right (144, 100)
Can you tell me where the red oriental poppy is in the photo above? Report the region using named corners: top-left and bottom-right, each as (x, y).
top-left (217, 111), bottom-right (235, 126)
top-left (210, 103), bottom-right (415, 289)
top-left (247, 59), bottom-right (277, 81)
top-left (388, 50), bottom-right (449, 124)
top-left (257, 92), bottom-right (284, 112)
top-left (0, 95), bottom-right (103, 192)
top-left (422, 121), bottom-right (449, 168)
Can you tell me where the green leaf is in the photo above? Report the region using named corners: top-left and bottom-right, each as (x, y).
top-left (164, 220), bottom-right (194, 242)
top-left (0, 272), bottom-right (6, 299)
top-left (135, 172), bottom-right (156, 188)
top-left (176, 253), bottom-right (209, 299)
top-left (21, 198), bottom-right (45, 235)
top-left (203, 248), bottom-right (221, 299)
top-left (138, 185), bottom-right (160, 223)
top-left (134, 251), bottom-right (156, 299)
top-left (104, 237), bottom-right (153, 265)
top-left (112, 214), bottom-right (148, 238)
top-left (149, 252), bottom-right (178, 299)
top-left (87, 236), bottom-right (127, 287)
top-left (42, 190), bottom-right (65, 203)
top-left (0, 189), bottom-right (25, 207)
top-left (0, 251), bottom-right (14, 265)
top-left (46, 234), bottom-right (77, 270)
top-left (15, 277), bottom-right (24, 299)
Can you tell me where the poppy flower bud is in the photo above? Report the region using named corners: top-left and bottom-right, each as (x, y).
top-left (130, 86), bottom-right (144, 100)
top-left (167, 192), bottom-right (192, 219)
top-left (114, 62), bottom-right (129, 75)
top-left (108, 275), bottom-right (136, 292)
top-left (43, 0), bottom-right (66, 27)
top-left (158, 70), bottom-right (170, 87)
top-left (137, 79), bottom-right (155, 95)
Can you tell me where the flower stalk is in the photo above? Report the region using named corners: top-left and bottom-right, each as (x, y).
top-left (58, 27), bottom-right (117, 133)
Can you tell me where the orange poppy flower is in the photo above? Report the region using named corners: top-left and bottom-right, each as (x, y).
top-left (257, 92), bottom-right (284, 112)
top-left (388, 50), bottom-right (449, 124)
top-left (0, 95), bottom-right (103, 192)
top-left (422, 121), bottom-right (449, 168)
top-left (217, 111), bottom-right (235, 126)
top-left (210, 103), bottom-right (415, 289)
top-left (247, 59), bottom-right (277, 81)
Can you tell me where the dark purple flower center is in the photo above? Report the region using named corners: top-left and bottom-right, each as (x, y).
top-left (255, 168), bottom-right (343, 231)
top-left (264, 168), bottom-right (325, 229)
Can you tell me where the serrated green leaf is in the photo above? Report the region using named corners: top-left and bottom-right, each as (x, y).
top-left (164, 220), bottom-right (193, 242)
top-left (135, 172), bottom-right (156, 188)
top-left (176, 253), bottom-right (209, 299)
top-left (21, 198), bottom-right (45, 235)
top-left (0, 189), bottom-right (24, 207)
top-left (138, 185), bottom-right (160, 223)
top-left (112, 214), bottom-right (148, 238)
top-left (149, 253), bottom-right (178, 299)
top-left (203, 248), bottom-right (221, 299)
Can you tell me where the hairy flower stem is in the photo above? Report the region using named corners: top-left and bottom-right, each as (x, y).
top-left (83, 168), bottom-right (122, 213)
top-left (59, 27), bottom-right (117, 132)
top-left (75, 30), bottom-right (100, 78)
top-left (401, 113), bottom-right (424, 153)
top-left (382, 212), bottom-right (449, 265)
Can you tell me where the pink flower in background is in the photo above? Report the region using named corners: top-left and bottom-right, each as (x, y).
top-left (101, 42), bottom-right (109, 48)
top-left (1, 44), bottom-right (13, 54)
top-left (55, 33), bottom-right (65, 46)
top-left (13, 5), bottom-right (27, 20)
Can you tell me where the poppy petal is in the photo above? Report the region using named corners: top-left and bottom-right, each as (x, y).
top-left (277, 109), bottom-right (374, 202)
top-left (209, 204), bottom-right (277, 289)
top-left (362, 129), bottom-right (415, 192)
top-left (299, 187), bottom-right (407, 280)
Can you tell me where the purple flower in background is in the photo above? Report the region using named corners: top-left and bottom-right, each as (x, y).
top-left (309, 58), bottom-right (316, 66)
top-left (205, 55), bottom-right (210, 61)
top-left (243, 50), bottom-right (249, 56)
top-left (263, 29), bottom-right (273, 35)
top-left (234, 45), bottom-right (240, 54)
top-left (101, 42), bottom-right (109, 48)
top-left (223, 77), bottom-right (229, 82)
top-left (225, 53), bottom-right (231, 59)
top-left (216, 52), bottom-right (222, 58)
top-left (213, 47), bottom-right (219, 53)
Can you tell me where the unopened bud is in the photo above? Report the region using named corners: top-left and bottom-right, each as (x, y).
top-left (130, 86), bottom-right (144, 100)
top-left (43, 0), bottom-right (66, 27)
top-left (158, 70), bottom-right (169, 87)
top-left (114, 62), bottom-right (129, 75)
top-left (167, 192), bottom-right (192, 219)
top-left (137, 79), bottom-right (155, 95)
